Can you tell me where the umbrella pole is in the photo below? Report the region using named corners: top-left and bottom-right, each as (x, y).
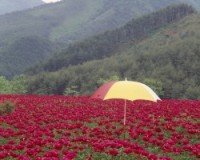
top-left (124, 99), bottom-right (127, 125)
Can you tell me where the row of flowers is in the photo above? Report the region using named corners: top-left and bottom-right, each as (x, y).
top-left (0, 95), bottom-right (199, 159)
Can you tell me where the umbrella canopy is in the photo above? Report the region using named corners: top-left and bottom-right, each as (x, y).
top-left (92, 80), bottom-right (161, 125)
top-left (92, 80), bottom-right (160, 102)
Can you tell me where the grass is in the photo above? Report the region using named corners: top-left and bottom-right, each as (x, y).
top-left (0, 137), bottom-right (7, 145)
top-left (167, 152), bottom-right (197, 160)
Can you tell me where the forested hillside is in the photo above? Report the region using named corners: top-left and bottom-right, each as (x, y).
top-left (0, 36), bottom-right (56, 77)
top-left (26, 4), bottom-right (195, 74)
top-left (181, 0), bottom-right (200, 9)
top-left (0, 0), bottom-right (200, 77)
top-left (0, 0), bottom-right (43, 15)
top-left (25, 6), bottom-right (200, 99)
top-left (0, 0), bottom-right (196, 43)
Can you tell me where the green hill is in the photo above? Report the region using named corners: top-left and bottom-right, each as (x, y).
top-left (26, 4), bottom-right (194, 74)
top-left (1, 0), bottom-right (200, 78)
top-left (1, 0), bottom-right (199, 43)
top-left (25, 6), bottom-right (200, 99)
top-left (0, 0), bottom-right (43, 15)
top-left (0, 36), bottom-right (56, 77)
top-left (0, 0), bottom-right (188, 44)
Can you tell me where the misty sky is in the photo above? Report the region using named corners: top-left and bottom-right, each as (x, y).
top-left (42, 0), bottom-right (61, 3)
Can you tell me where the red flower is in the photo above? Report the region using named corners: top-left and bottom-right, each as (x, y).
top-left (108, 149), bottom-right (119, 156)
top-left (63, 151), bottom-right (77, 160)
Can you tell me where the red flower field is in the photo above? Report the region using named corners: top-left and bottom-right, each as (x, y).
top-left (0, 95), bottom-right (199, 160)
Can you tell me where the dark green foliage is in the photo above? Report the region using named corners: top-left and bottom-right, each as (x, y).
top-left (26, 13), bottom-right (200, 99)
top-left (27, 4), bottom-right (195, 74)
top-left (136, 40), bottom-right (200, 98)
top-left (0, 101), bottom-right (15, 115)
top-left (0, 76), bottom-right (12, 93)
top-left (10, 75), bottom-right (28, 94)
top-left (0, 75), bottom-right (27, 94)
top-left (142, 78), bottom-right (164, 97)
top-left (0, 36), bottom-right (55, 77)
top-left (64, 85), bottom-right (80, 96)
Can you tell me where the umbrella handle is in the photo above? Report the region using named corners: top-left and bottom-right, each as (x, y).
top-left (124, 100), bottom-right (126, 125)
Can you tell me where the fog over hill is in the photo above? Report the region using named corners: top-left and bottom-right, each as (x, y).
top-left (0, 0), bottom-right (44, 15)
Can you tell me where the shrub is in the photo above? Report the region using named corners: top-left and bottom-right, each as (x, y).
top-left (0, 101), bottom-right (15, 115)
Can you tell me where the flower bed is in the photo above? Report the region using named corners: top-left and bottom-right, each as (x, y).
top-left (0, 95), bottom-right (199, 159)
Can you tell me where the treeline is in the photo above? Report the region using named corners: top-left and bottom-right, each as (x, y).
top-left (0, 76), bottom-right (27, 94)
top-left (26, 4), bottom-right (195, 75)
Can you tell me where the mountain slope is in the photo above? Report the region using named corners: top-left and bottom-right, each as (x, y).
top-left (0, 0), bottom-right (200, 78)
top-left (0, 36), bottom-right (55, 77)
top-left (26, 13), bottom-right (200, 98)
top-left (0, 0), bottom-right (43, 15)
top-left (26, 4), bottom-right (195, 74)
top-left (1, 0), bottom-right (199, 43)
top-left (181, 0), bottom-right (200, 9)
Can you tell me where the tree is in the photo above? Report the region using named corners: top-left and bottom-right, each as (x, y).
top-left (97, 75), bottom-right (120, 87)
top-left (142, 78), bottom-right (164, 97)
top-left (64, 85), bottom-right (79, 96)
top-left (0, 76), bottom-right (12, 94)
top-left (11, 75), bottom-right (27, 94)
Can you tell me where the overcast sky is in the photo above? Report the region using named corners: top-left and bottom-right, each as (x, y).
top-left (42, 0), bottom-right (61, 3)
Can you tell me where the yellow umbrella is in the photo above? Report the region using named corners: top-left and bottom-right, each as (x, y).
top-left (92, 79), bottom-right (161, 125)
